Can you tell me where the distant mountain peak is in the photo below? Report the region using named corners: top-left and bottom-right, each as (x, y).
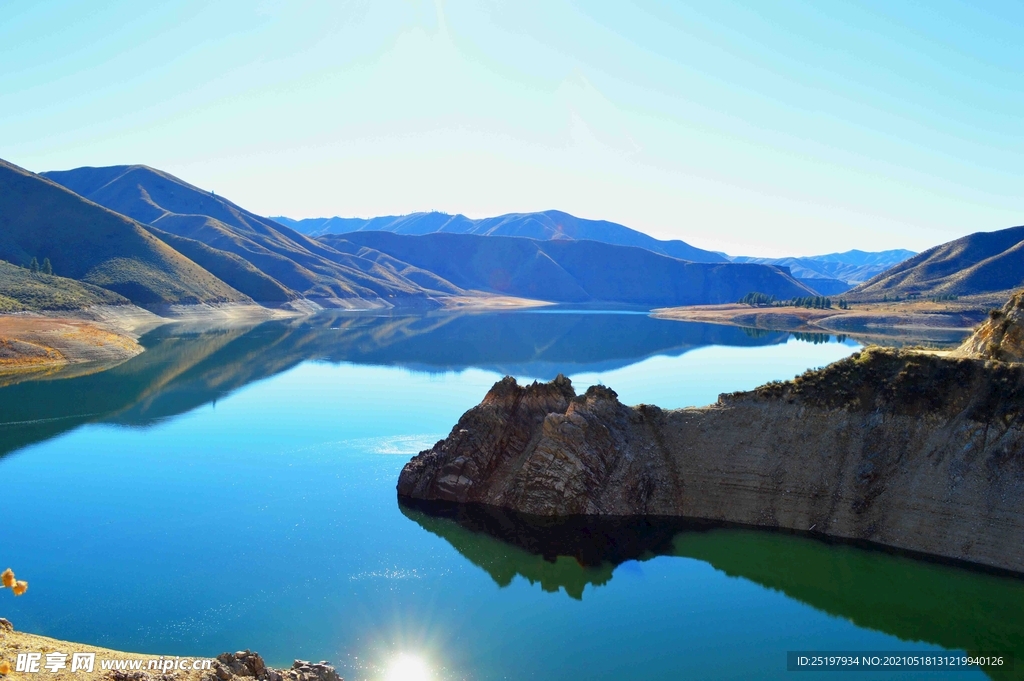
top-left (273, 210), bottom-right (727, 263)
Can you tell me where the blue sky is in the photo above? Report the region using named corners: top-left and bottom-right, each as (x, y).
top-left (2, 0), bottom-right (1021, 256)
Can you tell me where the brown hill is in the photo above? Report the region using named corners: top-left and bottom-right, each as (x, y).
top-left (326, 231), bottom-right (815, 306)
top-left (0, 160), bottom-right (247, 307)
top-left (850, 225), bottom-right (1024, 300)
top-left (44, 165), bottom-right (463, 307)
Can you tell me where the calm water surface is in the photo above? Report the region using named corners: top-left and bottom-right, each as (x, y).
top-left (0, 311), bottom-right (1014, 680)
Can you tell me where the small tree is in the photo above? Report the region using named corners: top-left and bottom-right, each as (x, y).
top-left (29, 257), bottom-right (39, 273)
top-left (41, 257), bottom-right (52, 275)
top-left (739, 292), bottom-right (776, 307)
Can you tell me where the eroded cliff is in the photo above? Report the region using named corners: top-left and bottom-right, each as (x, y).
top-left (957, 290), bottom-right (1024, 362)
top-left (398, 346), bottom-right (1024, 573)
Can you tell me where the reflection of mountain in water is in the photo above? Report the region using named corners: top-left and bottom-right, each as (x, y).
top-left (323, 310), bottom-right (797, 377)
top-left (399, 500), bottom-right (1024, 681)
top-left (0, 311), bottom-right (815, 458)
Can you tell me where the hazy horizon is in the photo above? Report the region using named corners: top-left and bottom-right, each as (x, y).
top-left (4, 1), bottom-right (1022, 258)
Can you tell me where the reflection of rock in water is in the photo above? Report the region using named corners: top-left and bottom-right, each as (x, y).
top-left (400, 499), bottom-right (1024, 681)
top-left (398, 499), bottom-right (695, 599)
top-left (671, 529), bottom-right (1024, 681)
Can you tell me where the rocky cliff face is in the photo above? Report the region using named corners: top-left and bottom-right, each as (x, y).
top-left (957, 290), bottom-right (1024, 362)
top-left (398, 347), bottom-right (1024, 573)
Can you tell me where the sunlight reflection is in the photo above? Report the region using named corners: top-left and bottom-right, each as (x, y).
top-left (384, 653), bottom-right (432, 681)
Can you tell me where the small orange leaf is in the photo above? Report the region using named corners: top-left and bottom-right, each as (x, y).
top-left (0, 660), bottom-right (10, 675)
top-left (0, 569), bottom-right (14, 589)
top-left (11, 581), bottom-right (27, 597)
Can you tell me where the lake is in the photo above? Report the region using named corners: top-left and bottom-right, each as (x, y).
top-left (1, 310), bottom-right (1018, 680)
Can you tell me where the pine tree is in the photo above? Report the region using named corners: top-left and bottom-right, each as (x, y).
top-left (29, 257), bottom-right (39, 273)
top-left (41, 257), bottom-right (52, 275)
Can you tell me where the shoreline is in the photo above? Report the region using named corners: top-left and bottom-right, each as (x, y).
top-left (652, 301), bottom-right (988, 337)
top-left (0, 303), bottom-right (296, 381)
top-left (0, 620), bottom-right (339, 681)
top-left (0, 294), bottom-right (551, 380)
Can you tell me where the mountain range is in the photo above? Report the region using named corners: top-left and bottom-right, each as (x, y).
top-left (275, 211), bottom-right (916, 295)
top-left (729, 249), bottom-right (916, 294)
top-left (0, 159), bottom-right (819, 312)
top-left (5, 155), bottom-right (1015, 315)
top-left (273, 210), bottom-right (726, 263)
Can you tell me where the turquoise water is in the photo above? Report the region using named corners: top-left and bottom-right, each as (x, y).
top-left (0, 312), bottom-right (1012, 680)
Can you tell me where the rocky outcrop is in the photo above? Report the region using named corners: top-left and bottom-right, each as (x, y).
top-left (398, 348), bottom-right (1024, 573)
top-left (957, 290), bottom-right (1024, 362)
top-left (207, 652), bottom-right (341, 681)
top-left (101, 652), bottom-right (342, 681)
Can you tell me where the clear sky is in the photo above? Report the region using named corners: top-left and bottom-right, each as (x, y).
top-left (2, 1), bottom-right (1021, 257)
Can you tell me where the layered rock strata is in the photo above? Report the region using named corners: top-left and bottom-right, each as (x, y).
top-left (398, 349), bottom-right (1024, 573)
top-left (957, 290), bottom-right (1024, 362)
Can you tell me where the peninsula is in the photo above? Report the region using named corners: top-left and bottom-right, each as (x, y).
top-left (398, 292), bottom-right (1024, 574)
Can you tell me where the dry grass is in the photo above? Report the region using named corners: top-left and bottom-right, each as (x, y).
top-left (0, 316), bottom-right (143, 373)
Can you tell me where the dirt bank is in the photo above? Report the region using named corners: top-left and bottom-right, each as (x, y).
top-left (0, 316), bottom-right (144, 380)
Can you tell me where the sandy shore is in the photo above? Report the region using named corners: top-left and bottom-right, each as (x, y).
top-left (0, 302), bottom-right (302, 384)
top-left (0, 315), bottom-right (144, 382)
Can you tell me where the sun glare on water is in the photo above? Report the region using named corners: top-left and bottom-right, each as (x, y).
top-left (384, 653), bottom-right (432, 681)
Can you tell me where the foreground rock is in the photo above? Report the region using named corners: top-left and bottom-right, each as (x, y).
top-left (398, 344), bottom-right (1024, 573)
top-left (210, 652), bottom-right (340, 681)
top-left (0, 621), bottom-right (342, 681)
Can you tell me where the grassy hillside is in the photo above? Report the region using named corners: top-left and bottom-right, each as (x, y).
top-left (0, 260), bottom-right (129, 312)
top-left (148, 227), bottom-right (295, 304)
top-left (327, 232), bottom-right (813, 306)
top-left (274, 210), bottom-right (727, 263)
top-left (45, 165), bottom-right (464, 306)
top-left (850, 225), bottom-right (1024, 300)
top-left (0, 159), bottom-right (248, 307)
